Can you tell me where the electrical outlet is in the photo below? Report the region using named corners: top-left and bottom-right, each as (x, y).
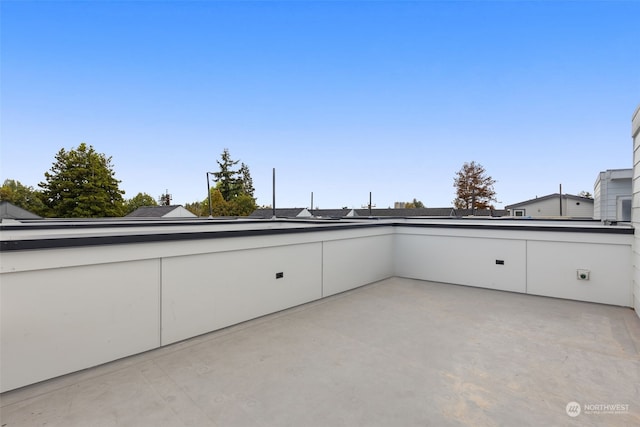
top-left (577, 269), bottom-right (590, 280)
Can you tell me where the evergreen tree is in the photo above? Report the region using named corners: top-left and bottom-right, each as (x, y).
top-left (39, 143), bottom-right (125, 217)
top-left (239, 162), bottom-right (255, 197)
top-left (207, 149), bottom-right (257, 216)
top-left (213, 148), bottom-right (241, 201)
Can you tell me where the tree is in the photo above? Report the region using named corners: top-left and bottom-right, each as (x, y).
top-left (184, 201), bottom-right (205, 216)
top-left (453, 161), bottom-right (497, 210)
top-left (124, 192), bottom-right (157, 215)
top-left (213, 149), bottom-right (241, 201)
top-left (578, 191), bottom-right (593, 199)
top-left (405, 198), bottom-right (425, 209)
top-left (228, 193), bottom-right (257, 216)
top-left (0, 179), bottom-right (49, 216)
top-left (207, 149), bottom-right (257, 216)
top-left (39, 143), bottom-right (125, 217)
top-left (239, 162), bottom-right (255, 197)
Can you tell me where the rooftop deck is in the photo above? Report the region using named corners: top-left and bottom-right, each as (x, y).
top-left (2, 278), bottom-right (638, 426)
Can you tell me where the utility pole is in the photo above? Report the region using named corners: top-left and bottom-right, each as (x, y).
top-left (559, 183), bottom-right (563, 216)
top-left (272, 168), bottom-right (276, 218)
top-left (206, 172), bottom-right (215, 218)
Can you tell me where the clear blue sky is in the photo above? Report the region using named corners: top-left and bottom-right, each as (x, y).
top-left (2, 0), bottom-right (639, 209)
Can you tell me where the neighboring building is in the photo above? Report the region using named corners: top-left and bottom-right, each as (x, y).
top-left (505, 194), bottom-right (594, 218)
top-left (594, 169), bottom-right (632, 222)
top-left (249, 208), bottom-right (312, 219)
top-left (354, 208), bottom-right (507, 217)
top-left (249, 207), bottom-right (508, 218)
top-left (126, 205), bottom-right (197, 218)
top-left (0, 201), bottom-right (41, 220)
top-left (310, 209), bottom-right (357, 218)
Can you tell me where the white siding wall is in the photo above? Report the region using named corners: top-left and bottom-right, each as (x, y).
top-left (513, 197), bottom-right (593, 217)
top-left (594, 170), bottom-right (632, 221)
top-left (517, 197), bottom-right (562, 216)
top-left (563, 197), bottom-right (594, 217)
top-left (632, 104), bottom-right (640, 320)
top-left (593, 175), bottom-right (603, 220)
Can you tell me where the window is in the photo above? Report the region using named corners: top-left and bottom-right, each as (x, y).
top-left (513, 209), bottom-right (525, 217)
top-left (617, 197), bottom-right (631, 222)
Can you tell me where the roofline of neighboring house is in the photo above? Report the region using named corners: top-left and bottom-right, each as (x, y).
top-left (505, 193), bottom-right (593, 210)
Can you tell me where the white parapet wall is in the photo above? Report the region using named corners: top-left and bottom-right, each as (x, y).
top-left (395, 223), bottom-right (632, 306)
top-left (632, 103), bottom-right (640, 319)
top-left (0, 218), bottom-right (634, 392)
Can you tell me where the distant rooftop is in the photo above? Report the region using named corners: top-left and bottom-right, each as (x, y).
top-left (505, 193), bottom-right (594, 210)
top-left (249, 207), bottom-right (508, 219)
top-left (0, 201), bottom-right (41, 220)
top-left (126, 205), bottom-right (196, 218)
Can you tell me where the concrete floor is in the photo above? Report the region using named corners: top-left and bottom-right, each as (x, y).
top-left (1, 277), bottom-right (639, 427)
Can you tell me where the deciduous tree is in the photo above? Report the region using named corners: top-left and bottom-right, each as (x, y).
top-left (124, 192), bottom-right (157, 215)
top-left (404, 198), bottom-right (425, 209)
top-left (453, 161), bottom-right (497, 210)
top-left (39, 143), bottom-right (125, 217)
top-left (0, 179), bottom-right (49, 216)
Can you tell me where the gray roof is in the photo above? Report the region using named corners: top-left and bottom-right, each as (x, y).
top-left (249, 207), bottom-right (509, 219)
top-left (354, 208), bottom-right (508, 217)
top-left (505, 193), bottom-right (594, 210)
top-left (0, 201), bottom-right (41, 220)
top-left (248, 208), bottom-right (307, 219)
top-left (309, 209), bottom-right (353, 218)
top-left (126, 205), bottom-right (185, 218)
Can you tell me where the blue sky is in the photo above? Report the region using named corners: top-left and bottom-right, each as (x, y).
top-left (2, 1), bottom-right (639, 209)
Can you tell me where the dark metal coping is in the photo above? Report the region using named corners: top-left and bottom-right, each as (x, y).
top-left (0, 220), bottom-right (633, 252)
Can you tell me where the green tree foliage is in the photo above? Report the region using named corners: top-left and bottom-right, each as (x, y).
top-left (0, 179), bottom-right (49, 216)
top-left (578, 191), bottom-right (593, 199)
top-left (205, 149), bottom-right (257, 216)
top-left (213, 148), bottom-right (241, 201)
top-left (239, 162), bottom-right (255, 197)
top-left (229, 193), bottom-right (257, 216)
top-left (184, 201), bottom-right (204, 216)
top-left (124, 192), bottom-right (158, 215)
top-left (39, 143), bottom-right (125, 217)
top-left (404, 198), bottom-right (425, 209)
top-left (453, 161), bottom-right (497, 210)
